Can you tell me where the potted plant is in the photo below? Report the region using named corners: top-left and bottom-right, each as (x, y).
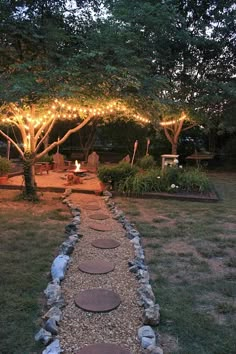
top-left (0, 157), bottom-right (12, 184)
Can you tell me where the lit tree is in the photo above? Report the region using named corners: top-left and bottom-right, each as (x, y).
top-left (0, 99), bottom-right (149, 199)
top-left (159, 113), bottom-right (196, 155)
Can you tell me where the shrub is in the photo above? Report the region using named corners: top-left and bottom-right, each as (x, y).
top-left (136, 155), bottom-right (157, 170)
top-left (38, 154), bottom-right (53, 163)
top-left (118, 169), bottom-right (163, 195)
top-left (99, 163), bottom-right (211, 195)
top-left (98, 162), bottom-right (138, 188)
top-left (117, 166), bottom-right (211, 195)
top-left (178, 168), bottom-right (211, 193)
top-left (0, 157), bottom-right (11, 176)
top-left (161, 166), bottom-right (181, 190)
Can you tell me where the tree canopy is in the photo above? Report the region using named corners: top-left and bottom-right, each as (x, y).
top-left (0, 0), bottom-right (235, 134)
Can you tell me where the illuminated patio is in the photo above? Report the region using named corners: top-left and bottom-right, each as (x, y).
top-left (6, 170), bottom-right (102, 194)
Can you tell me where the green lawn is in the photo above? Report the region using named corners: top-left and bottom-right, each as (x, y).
top-left (116, 173), bottom-right (236, 354)
top-left (0, 191), bottom-right (70, 354)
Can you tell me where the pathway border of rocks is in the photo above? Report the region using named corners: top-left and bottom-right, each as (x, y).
top-left (34, 188), bottom-right (163, 354)
top-left (103, 191), bottom-right (163, 354)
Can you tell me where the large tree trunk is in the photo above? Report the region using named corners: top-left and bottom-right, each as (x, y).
top-left (78, 119), bottom-right (98, 162)
top-left (171, 142), bottom-right (178, 155)
top-left (23, 154), bottom-right (38, 200)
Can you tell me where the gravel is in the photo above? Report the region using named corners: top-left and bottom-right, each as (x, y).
top-left (58, 194), bottom-right (143, 354)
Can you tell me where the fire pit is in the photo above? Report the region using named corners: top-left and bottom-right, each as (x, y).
top-left (67, 160), bottom-right (88, 184)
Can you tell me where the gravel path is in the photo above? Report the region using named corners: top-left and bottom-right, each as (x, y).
top-left (59, 193), bottom-right (143, 354)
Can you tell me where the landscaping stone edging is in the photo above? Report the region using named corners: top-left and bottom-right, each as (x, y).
top-left (103, 190), bottom-right (164, 354)
top-left (35, 188), bottom-right (83, 354)
top-left (35, 188), bottom-right (163, 354)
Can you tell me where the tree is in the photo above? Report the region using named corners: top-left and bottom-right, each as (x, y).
top-left (78, 118), bottom-right (100, 162)
top-left (0, 1), bottom-right (110, 197)
top-left (99, 117), bottom-right (154, 158)
top-left (101, 0), bottom-right (236, 151)
top-left (160, 113), bottom-right (196, 154)
top-left (0, 99), bottom-right (143, 198)
top-left (1, 0), bottom-right (235, 201)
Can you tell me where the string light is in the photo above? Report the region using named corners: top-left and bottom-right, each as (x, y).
top-left (2, 100), bottom-right (151, 154)
top-left (160, 114), bottom-right (186, 127)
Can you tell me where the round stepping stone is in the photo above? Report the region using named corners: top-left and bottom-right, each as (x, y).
top-left (74, 289), bottom-right (121, 312)
top-left (77, 343), bottom-right (131, 354)
top-left (92, 238), bottom-right (120, 249)
top-left (88, 224), bottom-right (112, 232)
top-left (84, 205), bottom-right (101, 211)
top-left (78, 260), bottom-right (114, 274)
top-left (88, 213), bottom-right (110, 220)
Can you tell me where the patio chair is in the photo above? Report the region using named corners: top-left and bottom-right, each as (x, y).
top-left (52, 152), bottom-right (72, 171)
top-left (35, 162), bottom-right (50, 175)
top-left (85, 151), bottom-right (99, 172)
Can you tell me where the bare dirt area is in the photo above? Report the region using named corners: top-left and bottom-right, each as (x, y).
top-left (0, 189), bottom-right (71, 216)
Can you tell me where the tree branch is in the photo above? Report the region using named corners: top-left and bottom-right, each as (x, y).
top-left (36, 115), bottom-right (94, 160)
top-left (163, 126), bottom-right (174, 144)
top-left (0, 130), bottom-right (24, 159)
top-left (174, 119), bottom-right (184, 143)
top-left (182, 123), bottom-right (197, 131)
top-left (35, 118), bottom-right (56, 154)
top-left (35, 117), bottom-right (54, 141)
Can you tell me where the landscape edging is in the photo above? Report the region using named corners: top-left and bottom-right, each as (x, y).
top-left (111, 190), bottom-right (219, 202)
top-left (103, 190), bottom-right (164, 354)
top-left (34, 188), bottom-right (82, 354)
top-left (35, 188), bottom-right (164, 354)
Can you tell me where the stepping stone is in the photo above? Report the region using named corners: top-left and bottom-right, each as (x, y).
top-left (92, 239), bottom-right (120, 249)
top-left (88, 213), bottom-right (110, 220)
top-left (77, 343), bottom-right (131, 354)
top-left (84, 205), bottom-right (101, 211)
top-left (78, 260), bottom-right (115, 274)
top-left (88, 224), bottom-right (112, 232)
top-left (74, 289), bottom-right (121, 312)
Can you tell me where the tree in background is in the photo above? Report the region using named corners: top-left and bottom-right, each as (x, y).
top-left (99, 117), bottom-right (154, 159)
top-left (100, 0), bottom-right (236, 152)
top-left (77, 118), bottom-right (100, 162)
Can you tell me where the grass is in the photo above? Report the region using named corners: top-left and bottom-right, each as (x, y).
top-left (116, 173), bottom-right (236, 354)
top-left (0, 191), bottom-right (70, 354)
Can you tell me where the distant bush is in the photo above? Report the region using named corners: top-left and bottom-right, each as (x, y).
top-left (136, 155), bottom-right (157, 170)
top-left (98, 162), bottom-right (138, 188)
top-left (38, 154), bottom-right (53, 163)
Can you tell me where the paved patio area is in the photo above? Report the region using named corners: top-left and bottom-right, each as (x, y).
top-left (5, 170), bottom-right (102, 194)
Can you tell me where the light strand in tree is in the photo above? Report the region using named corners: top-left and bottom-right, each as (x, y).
top-left (1, 99), bottom-right (150, 154)
top-left (160, 113), bottom-right (186, 127)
